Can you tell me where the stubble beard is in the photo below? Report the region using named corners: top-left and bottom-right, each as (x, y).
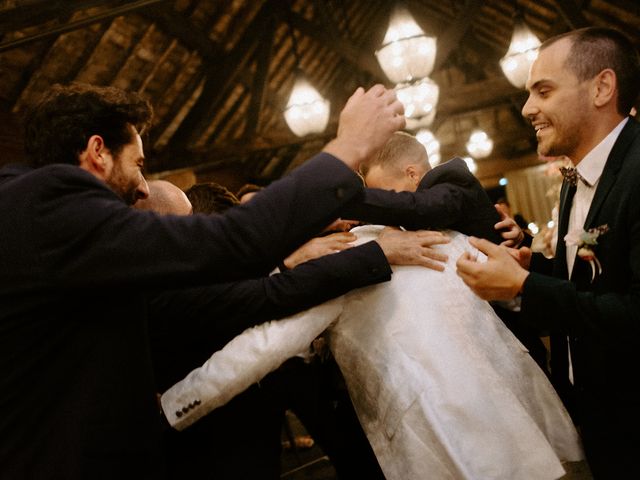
top-left (107, 163), bottom-right (139, 205)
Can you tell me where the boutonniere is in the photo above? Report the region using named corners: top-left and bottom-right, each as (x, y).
top-left (564, 224), bottom-right (609, 282)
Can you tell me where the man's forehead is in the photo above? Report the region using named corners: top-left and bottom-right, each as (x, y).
top-left (526, 38), bottom-right (573, 89)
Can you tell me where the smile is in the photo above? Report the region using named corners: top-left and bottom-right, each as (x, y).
top-left (533, 122), bottom-right (550, 132)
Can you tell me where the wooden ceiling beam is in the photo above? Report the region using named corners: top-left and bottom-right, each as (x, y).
top-left (243, 18), bottom-right (276, 142)
top-left (161, 0), bottom-right (279, 157)
top-left (287, 9), bottom-right (387, 82)
top-left (0, 0), bottom-right (167, 53)
top-left (140, 3), bottom-right (222, 63)
top-left (0, 0), bottom-right (127, 33)
top-left (552, 0), bottom-right (590, 29)
top-left (432, 0), bottom-right (484, 71)
top-left (437, 77), bottom-right (526, 117)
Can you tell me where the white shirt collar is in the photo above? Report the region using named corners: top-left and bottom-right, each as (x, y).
top-left (576, 117), bottom-right (628, 187)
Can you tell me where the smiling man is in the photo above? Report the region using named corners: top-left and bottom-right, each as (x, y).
top-left (456, 27), bottom-right (640, 478)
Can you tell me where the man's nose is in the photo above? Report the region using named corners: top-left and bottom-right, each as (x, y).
top-left (521, 94), bottom-right (536, 120)
top-left (137, 176), bottom-right (150, 200)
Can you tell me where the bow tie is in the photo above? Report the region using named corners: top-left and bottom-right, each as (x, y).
top-left (559, 166), bottom-right (584, 186)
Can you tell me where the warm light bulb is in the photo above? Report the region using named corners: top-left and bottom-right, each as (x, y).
top-left (284, 76), bottom-right (330, 137)
top-left (466, 129), bottom-right (493, 159)
top-left (500, 20), bottom-right (541, 88)
top-left (395, 77), bottom-right (439, 120)
top-left (375, 6), bottom-right (437, 84)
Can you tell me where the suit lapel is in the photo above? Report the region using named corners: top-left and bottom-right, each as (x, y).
top-left (584, 118), bottom-right (639, 229)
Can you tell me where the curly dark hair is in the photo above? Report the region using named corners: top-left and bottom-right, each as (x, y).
top-left (185, 182), bottom-right (239, 215)
top-left (23, 83), bottom-right (153, 167)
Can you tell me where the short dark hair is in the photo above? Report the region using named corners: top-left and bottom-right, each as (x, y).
top-left (542, 27), bottom-right (640, 115)
top-left (185, 182), bottom-right (239, 214)
top-left (24, 83), bottom-right (153, 167)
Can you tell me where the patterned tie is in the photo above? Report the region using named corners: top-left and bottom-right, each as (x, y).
top-left (558, 166), bottom-right (581, 186)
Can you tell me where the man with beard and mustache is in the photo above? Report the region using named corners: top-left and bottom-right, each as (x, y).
top-left (456, 27), bottom-right (640, 478)
top-left (0, 81), bottom-right (414, 479)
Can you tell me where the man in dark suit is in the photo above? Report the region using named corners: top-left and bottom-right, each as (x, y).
top-left (456, 27), bottom-right (640, 478)
top-left (0, 82), bottom-right (410, 479)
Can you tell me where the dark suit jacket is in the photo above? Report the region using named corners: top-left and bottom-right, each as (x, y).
top-left (149, 240), bottom-right (391, 392)
top-left (521, 118), bottom-right (640, 476)
top-left (0, 153), bottom-right (365, 479)
top-left (344, 157), bottom-right (502, 244)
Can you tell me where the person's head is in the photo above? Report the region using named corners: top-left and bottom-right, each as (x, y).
top-left (522, 27), bottom-right (640, 163)
top-left (185, 182), bottom-right (239, 214)
top-left (134, 180), bottom-right (192, 215)
top-left (360, 132), bottom-right (431, 192)
top-left (235, 183), bottom-right (263, 204)
top-left (24, 83), bottom-right (153, 204)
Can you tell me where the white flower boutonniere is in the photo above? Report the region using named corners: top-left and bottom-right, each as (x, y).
top-left (564, 224), bottom-right (609, 282)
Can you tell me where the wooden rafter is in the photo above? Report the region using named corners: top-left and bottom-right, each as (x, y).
top-left (140, 3), bottom-right (222, 63)
top-left (243, 17), bottom-right (277, 141)
top-left (287, 8), bottom-right (387, 82)
top-left (162, 0), bottom-right (279, 155)
top-left (552, 0), bottom-right (591, 29)
top-left (433, 0), bottom-right (484, 71)
top-left (0, 0), bottom-right (125, 34)
top-left (0, 0), bottom-right (168, 53)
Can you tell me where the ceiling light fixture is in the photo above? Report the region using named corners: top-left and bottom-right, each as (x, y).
top-left (283, 13), bottom-right (330, 137)
top-left (466, 129), bottom-right (493, 159)
top-left (500, 14), bottom-right (541, 89)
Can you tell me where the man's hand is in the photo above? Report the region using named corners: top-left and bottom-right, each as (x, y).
top-left (376, 227), bottom-right (449, 271)
top-left (507, 245), bottom-right (532, 270)
top-left (323, 85), bottom-right (405, 171)
top-left (323, 218), bottom-right (360, 233)
top-left (456, 237), bottom-right (529, 301)
top-left (495, 205), bottom-right (525, 247)
top-left (283, 232), bottom-right (357, 269)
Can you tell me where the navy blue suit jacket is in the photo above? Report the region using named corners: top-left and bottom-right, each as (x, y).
top-left (0, 153), bottom-right (366, 479)
top-left (344, 157), bottom-right (502, 244)
top-left (521, 118), bottom-right (640, 476)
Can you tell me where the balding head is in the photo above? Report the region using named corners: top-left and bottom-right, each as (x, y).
top-left (134, 180), bottom-right (193, 216)
top-left (361, 132), bottom-right (430, 192)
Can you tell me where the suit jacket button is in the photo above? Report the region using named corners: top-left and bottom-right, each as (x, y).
top-left (336, 187), bottom-right (345, 199)
top-left (182, 406), bottom-right (189, 413)
top-left (176, 411), bottom-right (183, 418)
top-left (194, 399), bottom-right (201, 406)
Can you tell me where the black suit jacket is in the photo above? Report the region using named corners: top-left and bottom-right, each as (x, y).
top-left (0, 153), bottom-right (365, 479)
top-left (149, 240), bottom-right (391, 392)
top-left (345, 157), bottom-right (502, 244)
top-left (521, 118), bottom-right (640, 475)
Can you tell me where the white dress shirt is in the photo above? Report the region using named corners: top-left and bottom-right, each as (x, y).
top-left (566, 118), bottom-right (628, 276)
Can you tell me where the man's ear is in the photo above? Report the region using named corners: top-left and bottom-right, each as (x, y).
top-left (592, 69), bottom-right (617, 109)
top-left (78, 135), bottom-right (110, 179)
top-left (405, 164), bottom-right (421, 184)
